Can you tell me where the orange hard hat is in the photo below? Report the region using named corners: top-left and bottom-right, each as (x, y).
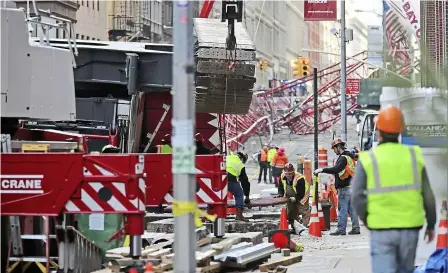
top-left (375, 105), bottom-right (405, 133)
top-left (331, 138), bottom-right (345, 148)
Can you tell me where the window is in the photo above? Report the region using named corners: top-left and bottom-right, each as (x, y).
top-left (81, 35), bottom-right (84, 40)
top-left (86, 36), bottom-right (90, 40)
top-left (92, 0), bottom-right (94, 9)
top-left (76, 34), bottom-right (79, 39)
top-left (56, 21), bottom-right (59, 38)
top-left (97, 0), bottom-right (99, 10)
top-left (81, 0), bottom-right (84, 6)
top-left (86, 0), bottom-right (89, 7)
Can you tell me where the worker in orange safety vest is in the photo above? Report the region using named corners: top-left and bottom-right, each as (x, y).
top-left (258, 145), bottom-right (269, 184)
top-left (314, 138), bottom-right (360, 236)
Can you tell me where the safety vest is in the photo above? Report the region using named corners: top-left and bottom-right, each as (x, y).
top-left (358, 143), bottom-right (425, 229)
top-left (226, 152), bottom-right (245, 177)
top-left (157, 144), bottom-right (172, 154)
top-left (280, 172), bottom-right (309, 205)
top-left (267, 149), bottom-right (277, 162)
top-left (260, 149), bottom-right (268, 161)
top-left (338, 155), bottom-right (356, 180)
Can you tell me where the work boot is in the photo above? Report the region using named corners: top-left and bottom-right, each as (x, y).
top-left (329, 230), bottom-right (346, 236)
top-left (289, 222), bottom-right (297, 235)
top-left (236, 208), bottom-right (249, 222)
top-left (348, 229), bottom-right (361, 235)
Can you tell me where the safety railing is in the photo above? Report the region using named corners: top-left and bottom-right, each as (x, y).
top-left (56, 225), bottom-right (102, 273)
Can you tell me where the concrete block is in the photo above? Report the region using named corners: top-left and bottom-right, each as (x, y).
top-left (281, 248), bottom-right (290, 256)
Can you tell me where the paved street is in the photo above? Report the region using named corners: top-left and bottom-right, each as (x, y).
top-left (241, 117), bottom-right (374, 272)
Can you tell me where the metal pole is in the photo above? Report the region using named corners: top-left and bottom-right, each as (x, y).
top-left (313, 67), bottom-right (319, 202)
top-left (172, 2), bottom-right (196, 273)
top-left (382, 8), bottom-right (387, 75)
top-left (313, 67), bottom-right (318, 171)
top-left (340, 0), bottom-right (347, 142)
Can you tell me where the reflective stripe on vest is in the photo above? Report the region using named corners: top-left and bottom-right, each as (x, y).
top-left (226, 153), bottom-right (244, 177)
top-left (360, 144), bottom-right (425, 229)
top-left (338, 155), bottom-right (355, 180)
top-left (281, 172), bottom-right (309, 205)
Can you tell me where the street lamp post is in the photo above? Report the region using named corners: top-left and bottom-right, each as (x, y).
top-left (340, 0), bottom-right (347, 142)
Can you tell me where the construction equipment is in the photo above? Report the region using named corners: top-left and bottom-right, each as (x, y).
top-left (1, 5), bottom-right (146, 273)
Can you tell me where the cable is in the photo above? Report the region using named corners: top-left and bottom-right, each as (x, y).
top-left (252, 0), bottom-right (266, 42)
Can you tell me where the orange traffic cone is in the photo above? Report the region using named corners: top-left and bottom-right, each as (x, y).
top-left (436, 200), bottom-right (448, 249)
top-left (317, 201), bottom-right (327, 231)
top-left (279, 207), bottom-right (288, 230)
top-left (227, 192), bottom-right (237, 215)
top-left (308, 201), bottom-right (322, 238)
top-left (329, 186), bottom-right (338, 222)
top-left (144, 262), bottom-right (154, 273)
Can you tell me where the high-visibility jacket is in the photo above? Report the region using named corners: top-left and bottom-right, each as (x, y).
top-left (272, 154), bottom-right (288, 168)
top-left (338, 155), bottom-right (356, 180)
top-left (226, 152), bottom-right (245, 177)
top-left (260, 149), bottom-right (268, 162)
top-left (267, 149), bottom-right (277, 162)
top-left (280, 171), bottom-right (309, 205)
top-left (358, 143), bottom-right (425, 229)
top-left (157, 144), bottom-right (172, 154)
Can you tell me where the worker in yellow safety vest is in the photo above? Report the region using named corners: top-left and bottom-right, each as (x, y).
top-left (277, 163), bottom-right (310, 234)
top-left (351, 105), bottom-right (436, 273)
top-left (226, 151), bottom-right (250, 222)
top-left (267, 144), bottom-right (277, 184)
top-left (314, 138), bottom-right (360, 236)
top-left (157, 134), bottom-right (172, 154)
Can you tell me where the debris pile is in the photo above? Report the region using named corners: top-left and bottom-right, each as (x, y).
top-left (94, 228), bottom-right (304, 273)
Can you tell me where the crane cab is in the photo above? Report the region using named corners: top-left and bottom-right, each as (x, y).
top-left (357, 110), bottom-right (379, 151)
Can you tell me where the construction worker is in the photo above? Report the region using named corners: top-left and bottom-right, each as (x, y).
top-left (351, 105), bottom-right (436, 273)
top-left (157, 134), bottom-right (172, 154)
top-left (267, 144), bottom-right (277, 184)
top-left (226, 151), bottom-right (250, 222)
top-left (258, 145), bottom-right (269, 184)
top-left (101, 144), bottom-right (120, 153)
top-left (271, 147), bottom-right (288, 187)
top-left (277, 163), bottom-right (310, 233)
top-left (314, 138), bottom-right (360, 236)
top-left (195, 133), bottom-right (211, 155)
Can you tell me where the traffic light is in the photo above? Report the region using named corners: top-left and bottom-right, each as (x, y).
top-left (259, 60), bottom-right (268, 71)
top-left (301, 57), bottom-right (310, 77)
top-left (292, 57), bottom-right (311, 77)
top-left (292, 58), bottom-right (301, 77)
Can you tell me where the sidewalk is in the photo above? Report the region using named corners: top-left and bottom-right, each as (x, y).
top-left (287, 225), bottom-right (371, 273)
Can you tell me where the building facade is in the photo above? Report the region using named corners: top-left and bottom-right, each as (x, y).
top-left (75, 0), bottom-right (107, 40)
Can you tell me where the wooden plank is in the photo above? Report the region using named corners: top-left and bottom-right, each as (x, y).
top-left (211, 237), bottom-right (241, 254)
top-left (259, 253), bottom-right (303, 272)
top-left (154, 262), bottom-right (173, 273)
top-left (148, 248), bottom-right (172, 259)
top-left (142, 240), bottom-right (174, 256)
top-left (196, 236), bottom-right (212, 248)
top-left (196, 262), bottom-right (221, 273)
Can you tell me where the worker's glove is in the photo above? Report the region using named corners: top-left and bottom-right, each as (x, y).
top-left (313, 168), bottom-right (323, 175)
top-left (244, 196), bottom-right (251, 204)
top-left (289, 197), bottom-right (296, 203)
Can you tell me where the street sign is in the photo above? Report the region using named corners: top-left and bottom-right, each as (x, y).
top-left (346, 78), bottom-right (360, 95)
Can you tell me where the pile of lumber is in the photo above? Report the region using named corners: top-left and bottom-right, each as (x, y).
top-left (95, 229), bottom-right (302, 273)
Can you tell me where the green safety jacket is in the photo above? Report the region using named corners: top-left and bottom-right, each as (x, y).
top-left (157, 144), bottom-right (172, 154)
top-left (358, 143), bottom-right (425, 229)
top-left (268, 149), bottom-right (277, 162)
top-left (226, 152), bottom-right (244, 177)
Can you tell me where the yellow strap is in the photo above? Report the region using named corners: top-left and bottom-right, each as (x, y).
top-left (172, 201), bottom-right (217, 228)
